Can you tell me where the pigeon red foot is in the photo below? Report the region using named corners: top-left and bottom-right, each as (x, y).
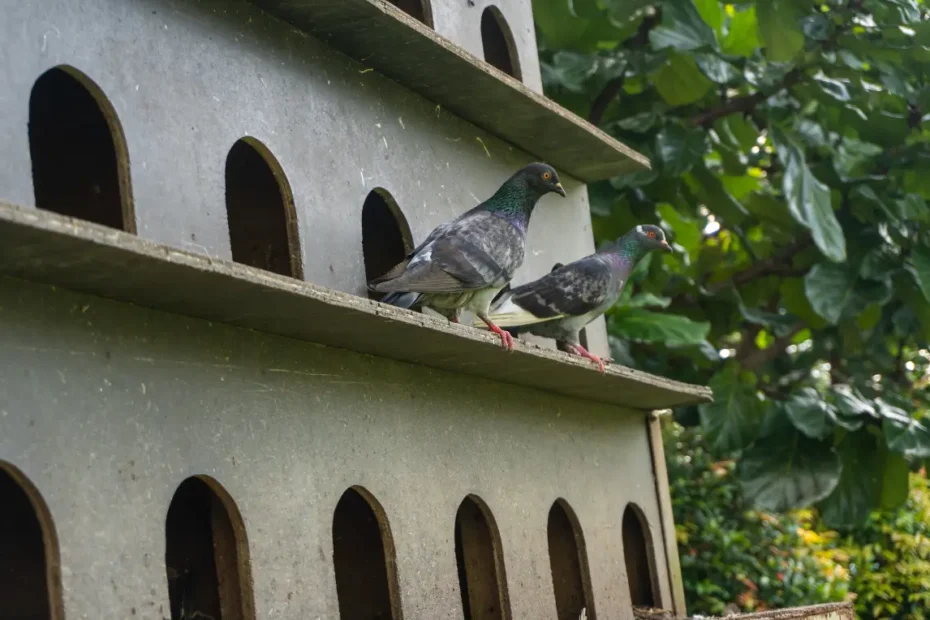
top-left (566, 343), bottom-right (608, 374)
top-left (480, 318), bottom-right (514, 351)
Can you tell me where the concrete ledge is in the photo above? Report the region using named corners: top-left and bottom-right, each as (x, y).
top-left (0, 202), bottom-right (711, 410)
top-left (248, 0), bottom-right (649, 182)
top-left (634, 602), bottom-right (856, 620)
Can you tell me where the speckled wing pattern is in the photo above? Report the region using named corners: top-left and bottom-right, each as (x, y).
top-left (371, 209), bottom-right (524, 293)
top-left (489, 256), bottom-right (614, 327)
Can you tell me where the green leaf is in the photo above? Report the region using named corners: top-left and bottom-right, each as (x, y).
top-left (722, 6), bottom-right (760, 57)
top-left (772, 127), bottom-right (846, 262)
top-left (756, 0), bottom-right (804, 62)
top-left (897, 194), bottom-right (930, 222)
top-left (609, 308), bottom-right (710, 347)
top-left (656, 203), bottom-right (702, 256)
top-left (818, 431), bottom-right (893, 529)
top-left (804, 262), bottom-right (855, 325)
top-left (813, 73), bottom-right (851, 101)
top-left (698, 366), bottom-right (765, 452)
top-left (831, 384), bottom-right (877, 430)
top-left (784, 387), bottom-right (837, 439)
top-left (879, 453), bottom-right (910, 511)
top-left (625, 292), bottom-right (672, 309)
top-left (689, 163), bottom-right (749, 224)
top-left (739, 428), bottom-right (841, 512)
top-left (653, 53), bottom-right (714, 106)
top-left (649, 0), bottom-right (717, 52)
top-left (656, 124), bottom-right (706, 176)
top-left (693, 0), bottom-right (724, 37)
top-left (547, 51), bottom-right (599, 92)
top-left (738, 304), bottom-right (798, 337)
top-left (834, 138), bottom-right (884, 182)
top-left (612, 110), bottom-right (659, 133)
top-left (883, 408), bottom-right (930, 459)
top-left (908, 244), bottom-right (930, 303)
top-left (693, 53), bottom-right (741, 84)
top-left (781, 277), bottom-right (828, 329)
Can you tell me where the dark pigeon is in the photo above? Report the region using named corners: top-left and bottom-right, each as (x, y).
top-left (481, 224), bottom-right (672, 371)
top-left (370, 162), bottom-right (566, 349)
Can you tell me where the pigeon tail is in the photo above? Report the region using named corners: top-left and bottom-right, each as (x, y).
top-left (381, 291), bottom-right (422, 309)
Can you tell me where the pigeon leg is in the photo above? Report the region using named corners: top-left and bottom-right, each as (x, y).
top-left (450, 316), bottom-right (459, 324)
top-left (477, 314), bottom-right (514, 351)
top-left (565, 343), bottom-right (606, 374)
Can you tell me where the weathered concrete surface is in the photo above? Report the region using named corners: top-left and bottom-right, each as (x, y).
top-left (0, 202), bottom-right (711, 410)
top-left (634, 602), bottom-right (856, 620)
top-left (0, 0), bottom-right (621, 357)
top-left (0, 277), bottom-right (675, 619)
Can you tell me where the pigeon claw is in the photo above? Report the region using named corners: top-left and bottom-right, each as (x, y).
top-left (568, 343), bottom-right (606, 374)
top-left (483, 320), bottom-right (515, 351)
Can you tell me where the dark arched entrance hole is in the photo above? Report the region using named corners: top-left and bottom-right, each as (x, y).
top-left (0, 464), bottom-right (63, 620)
top-left (548, 499), bottom-right (595, 620)
top-left (225, 138), bottom-right (303, 278)
top-left (332, 487), bottom-right (401, 620)
top-left (165, 476), bottom-right (254, 620)
top-left (455, 495), bottom-right (510, 620)
top-left (480, 7), bottom-right (522, 80)
top-left (386, 0), bottom-right (433, 25)
top-left (362, 189), bottom-right (412, 301)
top-left (622, 504), bottom-right (657, 608)
top-left (29, 66), bottom-right (134, 231)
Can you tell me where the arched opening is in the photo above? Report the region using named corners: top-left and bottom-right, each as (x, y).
top-left (386, 0), bottom-right (433, 26)
top-left (622, 504), bottom-right (657, 608)
top-left (225, 138), bottom-right (303, 278)
top-left (454, 495), bottom-right (510, 620)
top-left (0, 462), bottom-right (64, 620)
top-left (165, 476), bottom-right (255, 620)
top-left (480, 7), bottom-right (522, 80)
top-left (547, 499), bottom-right (595, 620)
top-left (361, 188), bottom-right (413, 301)
top-left (28, 65), bottom-right (134, 232)
top-left (332, 486), bottom-right (402, 620)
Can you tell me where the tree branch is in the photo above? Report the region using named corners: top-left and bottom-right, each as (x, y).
top-left (590, 74), bottom-right (626, 126)
top-left (689, 69), bottom-right (803, 127)
top-left (704, 236), bottom-right (813, 295)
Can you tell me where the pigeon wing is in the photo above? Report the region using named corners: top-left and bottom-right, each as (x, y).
top-left (489, 257), bottom-right (613, 327)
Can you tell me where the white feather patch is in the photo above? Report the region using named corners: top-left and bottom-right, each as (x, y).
top-left (474, 297), bottom-right (564, 328)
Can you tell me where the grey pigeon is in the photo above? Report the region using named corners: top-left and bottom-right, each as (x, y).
top-left (370, 162), bottom-right (566, 349)
top-left (479, 224), bottom-right (671, 371)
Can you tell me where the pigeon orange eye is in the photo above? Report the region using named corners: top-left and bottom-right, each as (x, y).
top-left (647, 231), bottom-right (656, 239)
top-left (543, 171), bottom-right (551, 180)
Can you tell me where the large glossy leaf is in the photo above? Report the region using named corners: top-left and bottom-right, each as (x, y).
top-left (739, 427), bottom-right (841, 512)
top-left (693, 53), bottom-right (741, 84)
top-left (883, 411), bottom-right (930, 458)
top-left (834, 137), bottom-right (883, 182)
top-left (804, 262), bottom-right (856, 325)
top-left (722, 6), bottom-right (760, 57)
top-left (908, 243), bottom-right (930, 303)
top-left (547, 51), bottom-right (599, 92)
top-left (609, 308), bottom-right (710, 346)
top-left (738, 304), bottom-right (798, 337)
top-left (624, 292), bottom-right (672, 309)
top-left (653, 53), bottom-right (714, 106)
top-left (756, 0), bottom-right (804, 62)
top-left (656, 124), bottom-right (706, 176)
top-left (784, 387), bottom-right (838, 439)
top-left (772, 127), bottom-right (846, 262)
top-left (818, 430), bottom-right (905, 528)
top-left (649, 0), bottom-right (717, 52)
top-left (689, 164), bottom-right (749, 224)
top-left (698, 366), bottom-right (765, 452)
top-left (813, 73), bottom-right (851, 102)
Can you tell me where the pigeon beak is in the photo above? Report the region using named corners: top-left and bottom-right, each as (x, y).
top-left (660, 240), bottom-right (673, 252)
top-left (554, 182), bottom-right (566, 197)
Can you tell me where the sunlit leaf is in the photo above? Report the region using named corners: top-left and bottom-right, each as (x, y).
top-left (699, 366), bottom-right (765, 452)
top-left (756, 0), bottom-right (804, 62)
top-left (653, 53), bottom-right (714, 106)
top-left (609, 308), bottom-right (710, 346)
top-left (649, 0), bottom-right (717, 52)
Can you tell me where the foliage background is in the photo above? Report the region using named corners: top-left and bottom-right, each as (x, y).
top-left (532, 0), bottom-right (930, 526)
top-left (666, 422), bottom-right (930, 618)
top-left (529, 0), bottom-right (930, 615)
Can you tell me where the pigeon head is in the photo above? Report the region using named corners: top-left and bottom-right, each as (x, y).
top-left (616, 224), bottom-right (672, 258)
top-left (513, 163), bottom-right (566, 198)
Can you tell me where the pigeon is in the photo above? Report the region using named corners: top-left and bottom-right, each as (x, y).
top-left (478, 224), bottom-right (672, 372)
top-left (369, 162), bottom-right (566, 349)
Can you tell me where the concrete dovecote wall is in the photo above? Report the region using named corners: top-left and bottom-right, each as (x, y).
top-left (0, 277), bottom-right (671, 619)
top-left (0, 0), bottom-right (606, 357)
